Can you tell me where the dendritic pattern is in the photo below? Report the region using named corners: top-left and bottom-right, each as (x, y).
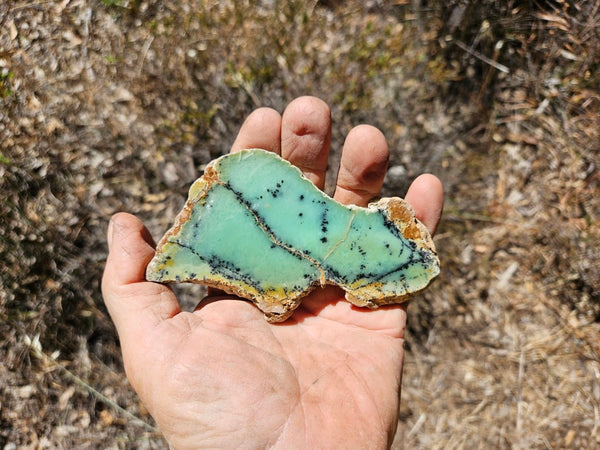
top-left (146, 149), bottom-right (440, 322)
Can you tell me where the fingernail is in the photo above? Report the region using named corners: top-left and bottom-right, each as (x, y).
top-left (107, 218), bottom-right (115, 251)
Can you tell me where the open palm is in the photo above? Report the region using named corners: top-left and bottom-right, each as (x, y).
top-left (102, 97), bottom-right (443, 449)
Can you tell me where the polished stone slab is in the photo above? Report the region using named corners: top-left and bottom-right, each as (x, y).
top-left (146, 149), bottom-right (439, 321)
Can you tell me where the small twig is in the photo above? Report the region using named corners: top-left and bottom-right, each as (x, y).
top-left (82, 7), bottom-right (95, 82)
top-left (241, 80), bottom-right (261, 107)
top-left (515, 348), bottom-right (525, 444)
top-left (0, 0), bottom-right (13, 29)
top-left (137, 34), bottom-right (154, 75)
top-left (58, 361), bottom-right (157, 432)
top-left (454, 39), bottom-right (510, 74)
top-left (406, 412), bottom-right (426, 440)
top-left (9, 1), bottom-right (53, 12)
top-left (443, 212), bottom-right (514, 224)
top-left (26, 337), bottom-right (157, 433)
top-left (591, 399), bottom-right (600, 442)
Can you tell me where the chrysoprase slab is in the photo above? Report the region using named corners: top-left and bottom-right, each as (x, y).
top-left (146, 149), bottom-right (439, 322)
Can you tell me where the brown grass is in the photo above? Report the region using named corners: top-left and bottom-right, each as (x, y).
top-left (1, 0), bottom-right (598, 447)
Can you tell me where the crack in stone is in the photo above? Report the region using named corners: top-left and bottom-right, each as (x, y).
top-left (323, 211), bottom-right (356, 261)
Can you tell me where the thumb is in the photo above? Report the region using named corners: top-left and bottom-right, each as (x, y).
top-left (102, 212), bottom-right (181, 346)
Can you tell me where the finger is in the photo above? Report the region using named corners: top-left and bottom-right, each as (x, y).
top-left (405, 174), bottom-right (444, 236)
top-left (333, 125), bottom-right (389, 206)
top-left (102, 213), bottom-right (181, 342)
top-left (230, 107), bottom-right (282, 154)
top-left (281, 96), bottom-right (331, 190)
top-left (103, 212), bottom-right (156, 286)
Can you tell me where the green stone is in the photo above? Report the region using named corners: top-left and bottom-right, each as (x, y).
top-left (146, 149), bottom-right (439, 322)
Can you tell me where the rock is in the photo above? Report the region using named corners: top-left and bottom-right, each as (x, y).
top-left (384, 164), bottom-right (408, 189)
top-left (146, 149), bottom-right (439, 322)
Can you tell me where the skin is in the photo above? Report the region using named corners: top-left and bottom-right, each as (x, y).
top-left (102, 96), bottom-right (443, 449)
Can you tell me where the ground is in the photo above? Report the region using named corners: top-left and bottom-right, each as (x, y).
top-left (1, 0), bottom-right (599, 448)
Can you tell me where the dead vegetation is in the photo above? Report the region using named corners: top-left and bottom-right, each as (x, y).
top-left (0, 0), bottom-right (598, 448)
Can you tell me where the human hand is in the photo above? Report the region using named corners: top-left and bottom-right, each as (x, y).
top-left (102, 96), bottom-right (443, 449)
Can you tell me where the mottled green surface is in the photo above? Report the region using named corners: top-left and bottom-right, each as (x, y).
top-left (146, 149), bottom-right (439, 321)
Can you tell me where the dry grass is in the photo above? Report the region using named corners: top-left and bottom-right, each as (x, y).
top-left (1, 0), bottom-right (598, 448)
